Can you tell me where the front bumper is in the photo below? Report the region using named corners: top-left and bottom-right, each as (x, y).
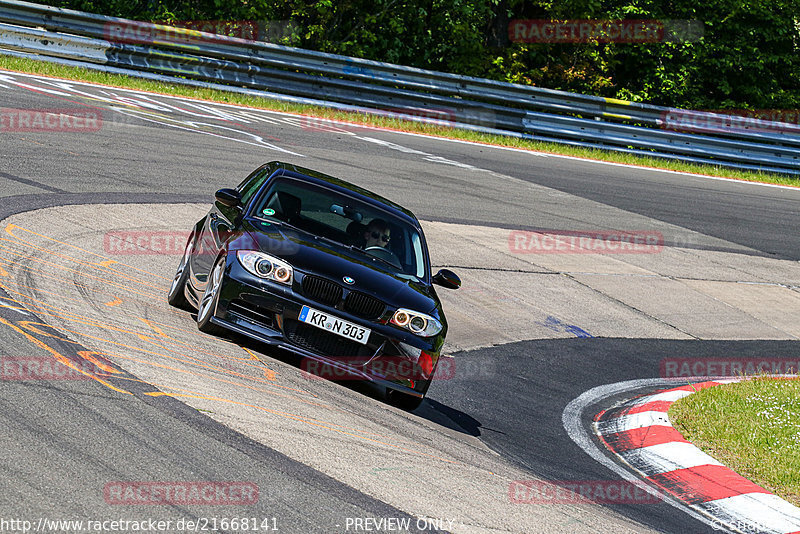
top-left (209, 258), bottom-right (443, 398)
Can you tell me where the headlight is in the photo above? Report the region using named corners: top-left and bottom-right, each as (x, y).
top-left (237, 251), bottom-right (293, 286)
top-left (390, 308), bottom-right (442, 337)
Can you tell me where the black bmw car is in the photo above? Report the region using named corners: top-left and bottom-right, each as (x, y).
top-left (168, 161), bottom-right (460, 409)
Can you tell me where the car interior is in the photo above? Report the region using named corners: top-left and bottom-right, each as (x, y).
top-left (257, 182), bottom-right (414, 274)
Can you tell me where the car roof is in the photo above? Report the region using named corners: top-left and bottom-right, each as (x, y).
top-left (264, 161), bottom-right (421, 228)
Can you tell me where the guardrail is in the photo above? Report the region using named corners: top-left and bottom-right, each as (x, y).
top-left (1, 0), bottom-right (798, 175)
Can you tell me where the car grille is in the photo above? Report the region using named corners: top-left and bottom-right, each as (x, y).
top-left (227, 300), bottom-right (275, 329)
top-left (344, 291), bottom-right (385, 320)
top-left (302, 275), bottom-right (343, 306)
top-left (302, 274), bottom-right (386, 320)
top-left (284, 320), bottom-right (371, 358)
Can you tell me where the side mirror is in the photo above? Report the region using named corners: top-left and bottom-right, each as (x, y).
top-left (432, 268), bottom-right (461, 289)
top-left (215, 188), bottom-right (241, 208)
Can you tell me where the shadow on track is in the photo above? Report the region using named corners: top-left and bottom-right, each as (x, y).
top-left (426, 337), bottom-right (800, 534)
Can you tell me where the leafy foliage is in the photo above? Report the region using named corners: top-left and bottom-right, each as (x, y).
top-left (34, 0), bottom-right (800, 109)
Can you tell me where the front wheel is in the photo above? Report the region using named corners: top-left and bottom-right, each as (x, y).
top-left (197, 257), bottom-right (226, 335)
top-left (385, 388), bottom-right (425, 411)
top-left (167, 234), bottom-right (193, 310)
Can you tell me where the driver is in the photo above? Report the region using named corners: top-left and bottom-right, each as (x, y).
top-left (363, 219), bottom-right (391, 249)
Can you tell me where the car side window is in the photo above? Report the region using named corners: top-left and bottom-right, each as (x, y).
top-left (238, 169), bottom-right (271, 207)
top-left (236, 168), bottom-right (262, 191)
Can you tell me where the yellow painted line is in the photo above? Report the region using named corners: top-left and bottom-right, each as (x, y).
top-left (8, 311), bottom-right (330, 405)
top-left (0, 289), bottom-right (263, 381)
top-left (0, 292), bottom-right (176, 347)
top-left (77, 350), bottom-right (122, 374)
top-left (242, 346), bottom-right (260, 360)
top-left (0, 317), bottom-right (132, 394)
top-left (604, 97), bottom-right (632, 106)
top-left (0, 248), bottom-right (371, 415)
top-left (0, 299), bottom-right (27, 313)
top-left (155, 390), bottom-right (461, 465)
top-left (0, 211), bottom-right (456, 461)
top-left (122, 331), bottom-right (283, 382)
top-left (31, 320), bottom-right (320, 400)
top-left (3, 223), bottom-right (170, 280)
top-left (241, 346), bottom-right (277, 381)
top-left (0, 279), bottom-right (297, 396)
top-left (136, 318), bottom-right (276, 375)
top-left (104, 296), bottom-right (123, 307)
top-left (85, 346), bottom-right (360, 421)
top-left (0, 295), bottom-right (350, 416)
top-left (139, 318), bottom-right (168, 338)
top-left (0, 240), bottom-right (164, 289)
top-left (0, 253), bottom-right (163, 298)
top-left (0, 278), bottom-right (190, 328)
top-left (0, 245), bottom-right (164, 295)
top-left (0, 280), bottom-right (165, 323)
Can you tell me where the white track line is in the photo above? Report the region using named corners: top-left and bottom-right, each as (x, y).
top-left (3, 68), bottom-right (800, 191)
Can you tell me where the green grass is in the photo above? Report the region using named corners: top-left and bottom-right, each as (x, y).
top-left (2, 53), bottom-right (800, 187)
top-left (669, 377), bottom-right (800, 506)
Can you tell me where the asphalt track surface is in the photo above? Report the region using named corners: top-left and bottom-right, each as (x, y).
top-left (2, 70), bottom-right (800, 533)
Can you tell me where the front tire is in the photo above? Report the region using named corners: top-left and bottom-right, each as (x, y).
top-left (167, 234), bottom-right (193, 310)
top-left (197, 257), bottom-right (226, 335)
top-left (385, 388), bottom-right (425, 411)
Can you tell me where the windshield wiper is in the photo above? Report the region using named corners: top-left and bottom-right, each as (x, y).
top-left (348, 246), bottom-right (401, 270)
top-left (317, 235), bottom-right (354, 250)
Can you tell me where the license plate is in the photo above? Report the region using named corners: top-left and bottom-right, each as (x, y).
top-left (298, 306), bottom-right (371, 345)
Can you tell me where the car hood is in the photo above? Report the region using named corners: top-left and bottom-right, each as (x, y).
top-left (236, 220), bottom-right (438, 314)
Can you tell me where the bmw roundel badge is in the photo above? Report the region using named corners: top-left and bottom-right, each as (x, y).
top-left (343, 276), bottom-right (355, 285)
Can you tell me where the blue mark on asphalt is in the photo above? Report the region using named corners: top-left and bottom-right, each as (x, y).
top-left (539, 316), bottom-right (593, 338)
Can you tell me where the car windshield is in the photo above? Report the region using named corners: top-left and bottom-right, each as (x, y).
top-left (251, 177), bottom-right (427, 279)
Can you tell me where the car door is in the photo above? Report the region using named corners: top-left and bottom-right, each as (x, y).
top-left (191, 204), bottom-right (222, 290)
top-left (191, 166), bottom-right (273, 289)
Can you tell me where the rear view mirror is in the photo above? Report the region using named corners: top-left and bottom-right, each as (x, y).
top-left (215, 188), bottom-right (241, 208)
top-left (330, 204), bottom-right (363, 221)
top-left (432, 269), bottom-right (461, 289)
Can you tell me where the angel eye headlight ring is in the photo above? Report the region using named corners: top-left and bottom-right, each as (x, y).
top-left (391, 308), bottom-right (441, 337)
top-left (237, 251), bottom-right (293, 286)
